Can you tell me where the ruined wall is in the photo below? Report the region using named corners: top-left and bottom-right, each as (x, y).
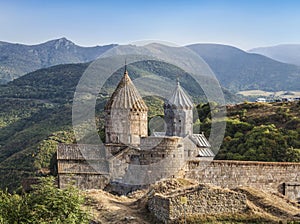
top-left (148, 184), bottom-right (248, 223)
top-left (185, 160), bottom-right (300, 201)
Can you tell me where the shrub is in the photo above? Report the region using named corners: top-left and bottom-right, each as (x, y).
top-left (0, 177), bottom-right (90, 224)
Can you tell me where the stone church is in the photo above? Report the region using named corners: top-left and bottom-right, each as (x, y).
top-left (57, 66), bottom-right (214, 190)
top-left (57, 66), bottom-right (300, 202)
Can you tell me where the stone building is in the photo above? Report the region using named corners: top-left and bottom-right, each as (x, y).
top-left (57, 66), bottom-right (214, 191)
top-left (57, 65), bottom-right (300, 202)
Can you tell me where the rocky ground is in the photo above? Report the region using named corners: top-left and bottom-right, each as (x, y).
top-left (84, 178), bottom-right (300, 224)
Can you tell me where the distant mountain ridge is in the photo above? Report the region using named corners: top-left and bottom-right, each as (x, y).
top-left (187, 44), bottom-right (300, 92)
top-left (249, 44), bottom-right (300, 66)
top-left (0, 38), bottom-right (299, 92)
top-left (0, 37), bottom-right (117, 83)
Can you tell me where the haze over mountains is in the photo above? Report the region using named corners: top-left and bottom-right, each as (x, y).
top-left (188, 44), bottom-right (300, 92)
top-left (0, 38), bottom-right (299, 93)
top-left (249, 44), bottom-right (300, 66)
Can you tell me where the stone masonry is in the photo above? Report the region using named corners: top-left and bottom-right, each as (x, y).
top-left (185, 160), bottom-right (300, 201)
top-left (57, 65), bottom-right (300, 204)
top-left (148, 184), bottom-right (249, 223)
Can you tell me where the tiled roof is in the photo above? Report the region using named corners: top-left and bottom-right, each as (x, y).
top-left (189, 134), bottom-right (211, 148)
top-left (105, 70), bottom-right (148, 111)
top-left (197, 147), bottom-right (215, 157)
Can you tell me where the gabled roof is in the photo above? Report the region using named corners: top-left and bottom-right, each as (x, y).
top-left (197, 148), bottom-right (215, 157)
top-left (165, 82), bottom-right (193, 109)
top-left (105, 69), bottom-right (148, 111)
top-left (189, 134), bottom-right (214, 157)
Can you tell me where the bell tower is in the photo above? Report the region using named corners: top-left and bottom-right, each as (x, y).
top-left (164, 81), bottom-right (193, 137)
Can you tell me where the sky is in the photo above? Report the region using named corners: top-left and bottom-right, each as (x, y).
top-left (1, 0), bottom-right (300, 50)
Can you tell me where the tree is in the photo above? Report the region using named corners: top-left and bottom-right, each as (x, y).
top-left (0, 177), bottom-right (90, 224)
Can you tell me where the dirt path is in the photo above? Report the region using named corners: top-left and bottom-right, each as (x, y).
top-left (85, 189), bottom-right (155, 224)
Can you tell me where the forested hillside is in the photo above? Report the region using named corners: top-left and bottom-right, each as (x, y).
top-left (197, 101), bottom-right (300, 162)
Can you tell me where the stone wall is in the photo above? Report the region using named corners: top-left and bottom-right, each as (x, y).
top-left (58, 173), bottom-right (110, 189)
top-left (285, 182), bottom-right (300, 202)
top-left (139, 136), bottom-right (185, 180)
top-left (57, 144), bottom-right (300, 202)
top-left (105, 109), bottom-right (148, 145)
top-left (185, 160), bottom-right (300, 201)
top-left (57, 144), bottom-right (110, 189)
top-left (148, 184), bottom-right (248, 223)
top-left (108, 137), bottom-right (186, 189)
top-left (140, 136), bottom-right (184, 164)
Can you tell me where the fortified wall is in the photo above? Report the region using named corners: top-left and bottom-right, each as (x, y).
top-left (185, 160), bottom-right (300, 202)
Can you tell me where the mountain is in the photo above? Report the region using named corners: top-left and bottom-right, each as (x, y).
top-left (0, 38), bottom-right (116, 84)
top-left (1, 38), bottom-right (300, 92)
top-left (187, 44), bottom-right (300, 92)
top-left (249, 44), bottom-right (300, 66)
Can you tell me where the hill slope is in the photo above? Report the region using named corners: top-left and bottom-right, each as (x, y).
top-left (187, 44), bottom-right (300, 92)
top-left (249, 44), bottom-right (300, 66)
top-left (0, 38), bottom-right (116, 83)
top-left (203, 101), bottom-right (300, 161)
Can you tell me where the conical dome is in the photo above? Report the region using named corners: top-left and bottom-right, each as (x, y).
top-left (105, 70), bottom-right (148, 111)
top-left (166, 82), bottom-right (193, 109)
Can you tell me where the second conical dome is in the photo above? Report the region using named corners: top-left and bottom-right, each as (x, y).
top-left (166, 82), bottom-right (193, 109)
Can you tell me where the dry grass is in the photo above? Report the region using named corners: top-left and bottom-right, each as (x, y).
top-left (83, 179), bottom-right (300, 224)
top-left (234, 187), bottom-right (300, 222)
